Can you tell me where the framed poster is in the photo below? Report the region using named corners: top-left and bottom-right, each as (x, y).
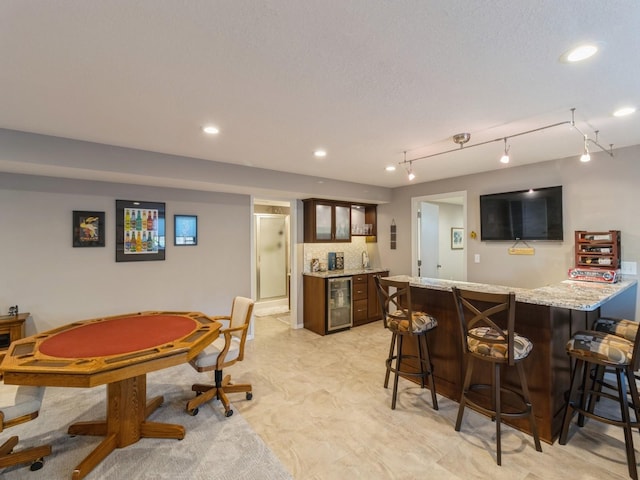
top-left (115, 200), bottom-right (166, 262)
top-left (73, 211), bottom-right (105, 247)
top-left (174, 215), bottom-right (198, 246)
top-left (451, 227), bottom-right (464, 250)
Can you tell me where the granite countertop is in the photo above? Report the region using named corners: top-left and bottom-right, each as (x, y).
top-left (303, 267), bottom-right (389, 279)
top-left (386, 274), bottom-right (638, 312)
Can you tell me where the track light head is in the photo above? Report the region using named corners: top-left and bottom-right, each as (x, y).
top-left (500, 138), bottom-right (510, 164)
top-left (406, 160), bottom-right (415, 181)
top-left (580, 136), bottom-right (591, 162)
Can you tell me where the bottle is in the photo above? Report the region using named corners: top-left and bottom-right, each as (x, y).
top-left (141, 231), bottom-right (147, 251)
top-left (136, 210), bottom-right (142, 231)
top-left (147, 210), bottom-right (153, 231)
top-left (147, 232), bottom-right (153, 251)
top-left (130, 233), bottom-right (137, 252)
top-left (136, 231), bottom-right (142, 252)
top-left (153, 211), bottom-right (157, 230)
top-left (125, 231), bottom-right (130, 251)
top-left (125, 209), bottom-right (131, 231)
top-left (142, 210), bottom-right (147, 230)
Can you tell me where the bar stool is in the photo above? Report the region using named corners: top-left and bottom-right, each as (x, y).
top-left (374, 276), bottom-right (438, 410)
top-left (559, 320), bottom-right (640, 480)
top-left (451, 287), bottom-right (542, 465)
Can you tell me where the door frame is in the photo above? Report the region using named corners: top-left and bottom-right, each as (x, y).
top-left (250, 197), bottom-right (299, 331)
top-left (411, 190), bottom-right (468, 280)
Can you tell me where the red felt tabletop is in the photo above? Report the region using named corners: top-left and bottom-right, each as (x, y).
top-left (39, 314), bottom-right (197, 358)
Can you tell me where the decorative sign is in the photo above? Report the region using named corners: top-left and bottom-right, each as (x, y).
top-left (390, 220), bottom-right (396, 250)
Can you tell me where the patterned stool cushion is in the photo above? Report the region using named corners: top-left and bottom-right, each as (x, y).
top-left (566, 330), bottom-right (633, 365)
top-left (592, 317), bottom-right (639, 342)
top-left (467, 327), bottom-right (533, 360)
top-left (388, 310), bottom-right (437, 334)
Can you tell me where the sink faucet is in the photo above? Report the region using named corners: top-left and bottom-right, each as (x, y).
top-left (362, 251), bottom-right (370, 269)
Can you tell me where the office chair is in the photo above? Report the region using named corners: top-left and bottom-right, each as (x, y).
top-left (0, 385), bottom-right (52, 471)
top-left (186, 296), bottom-right (254, 417)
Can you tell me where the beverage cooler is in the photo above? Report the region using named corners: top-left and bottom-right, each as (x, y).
top-left (327, 277), bottom-right (352, 332)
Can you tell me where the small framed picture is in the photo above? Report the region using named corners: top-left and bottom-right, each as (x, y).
top-left (451, 227), bottom-right (464, 250)
top-left (73, 211), bottom-right (106, 247)
top-left (174, 215), bottom-right (198, 246)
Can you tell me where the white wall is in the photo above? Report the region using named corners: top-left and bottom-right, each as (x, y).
top-left (377, 144), bottom-right (640, 317)
top-left (0, 174), bottom-right (252, 335)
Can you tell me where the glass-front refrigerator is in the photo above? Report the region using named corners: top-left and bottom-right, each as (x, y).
top-left (327, 277), bottom-right (352, 332)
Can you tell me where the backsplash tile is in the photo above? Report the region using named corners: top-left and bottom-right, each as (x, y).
top-left (303, 237), bottom-right (369, 272)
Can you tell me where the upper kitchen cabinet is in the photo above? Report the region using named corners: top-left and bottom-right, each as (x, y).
top-left (303, 199), bottom-right (352, 243)
top-left (351, 204), bottom-right (377, 238)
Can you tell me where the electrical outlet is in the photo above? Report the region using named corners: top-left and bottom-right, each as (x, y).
top-left (621, 261), bottom-right (637, 275)
top-left (474, 254), bottom-right (480, 263)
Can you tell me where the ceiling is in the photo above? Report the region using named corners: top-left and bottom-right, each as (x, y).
top-left (1, 1), bottom-right (639, 190)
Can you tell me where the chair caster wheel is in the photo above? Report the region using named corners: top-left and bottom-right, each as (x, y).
top-left (246, 392), bottom-right (253, 400)
top-left (225, 409), bottom-right (233, 417)
top-left (188, 407), bottom-right (199, 416)
top-left (30, 458), bottom-right (44, 471)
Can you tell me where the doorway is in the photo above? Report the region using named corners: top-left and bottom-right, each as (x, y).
top-left (411, 191), bottom-right (467, 281)
top-left (253, 200), bottom-right (291, 317)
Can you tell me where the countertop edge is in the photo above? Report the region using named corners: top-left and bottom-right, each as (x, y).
top-left (303, 268), bottom-right (389, 278)
top-left (385, 275), bottom-right (638, 312)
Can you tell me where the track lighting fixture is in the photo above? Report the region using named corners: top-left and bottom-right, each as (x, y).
top-left (404, 151), bottom-right (415, 181)
top-left (580, 135), bottom-right (591, 162)
top-left (398, 108), bottom-right (614, 175)
top-left (500, 138), bottom-right (510, 164)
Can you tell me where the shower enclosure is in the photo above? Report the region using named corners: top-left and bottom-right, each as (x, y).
top-left (255, 213), bottom-right (290, 304)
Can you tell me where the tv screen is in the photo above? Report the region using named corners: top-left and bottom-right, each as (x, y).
top-left (480, 186), bottom-right (563, 241)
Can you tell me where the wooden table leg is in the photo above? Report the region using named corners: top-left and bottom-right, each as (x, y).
top-left (71, 433), bottom-right (117, 480)
top-left (67, 374), bottom-right (186, 479)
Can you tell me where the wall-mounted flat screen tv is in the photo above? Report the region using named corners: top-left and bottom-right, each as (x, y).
top-left (480, 186), bottom-right (563, 241)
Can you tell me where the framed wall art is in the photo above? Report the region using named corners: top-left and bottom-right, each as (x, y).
top-left (174, 215), bottom-right (198, 246)
top-left (115, 200), bottom-right (166, 262)
top-left (451, 227), bottom-right (464, 250)
top-left (73, 211), bottom-right (106, 247)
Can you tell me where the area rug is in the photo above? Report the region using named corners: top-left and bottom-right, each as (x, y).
top-left (1, 363), bottom-right (292, 480)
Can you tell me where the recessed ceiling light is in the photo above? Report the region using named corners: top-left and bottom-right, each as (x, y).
top-left (385, 165), bottom-right (396, 172)
top-left (613, 106), bottom-right (636, 117)
top-left (314, 149), bottom-right (327, 158)
top-left (202, 125), bottom-right (220, 135)
top-left (563, 44), bottom-right (598, 63)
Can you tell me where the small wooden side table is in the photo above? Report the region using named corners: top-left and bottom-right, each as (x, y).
top-left (0, 312), bottom-right (28, 352)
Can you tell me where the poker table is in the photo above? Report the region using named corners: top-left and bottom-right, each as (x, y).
top-left (0, 310), bottom-right (221, 480)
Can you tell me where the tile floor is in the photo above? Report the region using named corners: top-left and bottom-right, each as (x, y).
top-left (221, 314), bottom-right (636, 480)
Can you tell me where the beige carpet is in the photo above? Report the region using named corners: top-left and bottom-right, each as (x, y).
top-left (1, 363), bottom-right (292, 479)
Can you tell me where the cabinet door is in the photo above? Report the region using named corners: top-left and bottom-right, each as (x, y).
top-left (315, 203), bottom-right (333, 240)
top-left (334, 204), bottom-right (351, 241)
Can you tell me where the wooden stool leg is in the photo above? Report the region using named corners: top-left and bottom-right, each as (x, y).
top-left (384, 332), bottom-right (396, 388)
top-left (494, 363), bottom-right (502, 466)
top-left (391, 335), bottom-right (403, 410)
top-left (422, 334), bottom-right (438, 410)
top-left (455, 356), bottom-right (474, 431)
top-left (616, 367), bottom-right (639, 480)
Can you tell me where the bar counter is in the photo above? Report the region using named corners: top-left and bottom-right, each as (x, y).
top-left (385, 275), bottom-right (637, 443)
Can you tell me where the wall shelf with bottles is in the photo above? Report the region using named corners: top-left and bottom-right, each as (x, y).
top-left (574, 230), bottom-right (621, 269)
